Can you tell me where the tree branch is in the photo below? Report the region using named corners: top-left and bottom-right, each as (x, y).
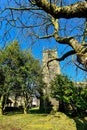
top-left (5, 7), bottom-right (41, 11)
top-left (47, 50), bottom-right (76, 66)
top-left (72, 57), bottom-right (87, 72)
top-left (34, 33), bottom-right (54, 39)
top-left (51, 17), bottom-right (86, 54)
top-left (34, 0), bottom-right (87, 19)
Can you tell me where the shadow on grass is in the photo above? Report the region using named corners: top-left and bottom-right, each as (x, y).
top-left (4, 107), bottom-right (48, 116)
top-left (74, 117), bottom-right (87, 130)
top-left (65, 110), bottom-right (87, 130)
top-left (4, 107), bottom-right (24, 116)
top-left (3, 107), bottom-right (87, 130)
top-left (29, 107), bottom-right (46, 114)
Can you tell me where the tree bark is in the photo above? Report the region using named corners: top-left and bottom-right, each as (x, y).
top-left (23, 100), bottom-right (28, 114)
top-left (23, 93), bottom-right (29, 114)
top-left (35, 0), bottom-right (87, 18)
top-left (0, 95), bottom-right (4, 115)
top-left (24, 105), bottom-right (28, 114)
top-left (51, 17), bottom-right (87, 68)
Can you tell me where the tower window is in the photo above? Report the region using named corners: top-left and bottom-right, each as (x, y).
top-left (48, 51), bottom-right (52, 58)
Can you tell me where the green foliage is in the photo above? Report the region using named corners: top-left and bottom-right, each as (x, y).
top-left (71, 86), bottom-right (87, 115)
top-left (0, 40), bottom-right (43, 114)
top-left (50, 74), bottom-right (87, 115)
top-left (50, 74), bottom-right (74, 112)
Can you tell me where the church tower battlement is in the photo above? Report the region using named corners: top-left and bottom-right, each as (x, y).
top-left (42, 49), bottom-right (60, 86)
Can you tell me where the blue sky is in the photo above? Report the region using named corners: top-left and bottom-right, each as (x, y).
top-left (0, 0), bottom-right (87, 82)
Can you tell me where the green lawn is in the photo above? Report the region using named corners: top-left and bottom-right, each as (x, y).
top-left (0, 109), bottom-right (87, 130)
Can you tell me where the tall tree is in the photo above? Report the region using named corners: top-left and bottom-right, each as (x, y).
top-left (0, 41), bottom-right (42, 115)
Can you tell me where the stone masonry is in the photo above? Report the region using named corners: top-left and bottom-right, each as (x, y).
top-left (42, 49), bottom-right (60, 109)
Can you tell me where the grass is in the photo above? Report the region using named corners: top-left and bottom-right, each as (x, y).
top-left (0, 108), bottom-right (87, 130)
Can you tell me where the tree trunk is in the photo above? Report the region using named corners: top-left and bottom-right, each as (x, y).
top-left (24, 106), bottom-right (28, 114)
top-left (0, 95), bottom-right (4, 115)
top-left (39, 94), bottom-right (44, 111)
top-left (59, 100), bottom-right (65, 112)
top-left (23, 99), bottom-right (28, 114)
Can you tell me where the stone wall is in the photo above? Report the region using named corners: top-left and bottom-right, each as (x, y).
top-left (42, 49), bottom-right (60, 110)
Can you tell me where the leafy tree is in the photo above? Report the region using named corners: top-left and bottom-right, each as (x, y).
top-left (50, 74), bottom-right (74, 112)
top-left (71, 86), bottom-right (87, 116)
top-left (0, 0), bottom-right (87, 72)
top-left (20, 53), bottom-right (43, 114)
top-left (0, 41), bottom-right (42, 115)
top-left (50, 74), bottom-right (87, 115)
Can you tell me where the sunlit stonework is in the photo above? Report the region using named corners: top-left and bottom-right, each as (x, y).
top-left (42, 49), bottom-right (60, 107)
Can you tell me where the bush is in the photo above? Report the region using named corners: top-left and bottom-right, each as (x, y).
top-left (71, 86), bottom-right (87, 116)
top-left (50, 74), bottom-right (74, 112)
top-left (50, 74), bottom-right (87, 116)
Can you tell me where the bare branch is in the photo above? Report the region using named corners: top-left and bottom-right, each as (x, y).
top-left (47, 50), bottom-right (76, 68)
top-left (72, 56), bottom-right (87, 72)
top-left (5, 7), bottom-right (41, 11)
top-left (0, 0), bottom-right (87, 71)
top-left (34, 33), bottom-right (54, 39)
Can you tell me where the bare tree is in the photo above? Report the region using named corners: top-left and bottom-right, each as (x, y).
top-left (31, 0), bottom-right (87, 71)
top-left (0, 0), bottom-right (87, 71)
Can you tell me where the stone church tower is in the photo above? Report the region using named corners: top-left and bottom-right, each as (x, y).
top-left (42, 49), bottom-right (60, 111)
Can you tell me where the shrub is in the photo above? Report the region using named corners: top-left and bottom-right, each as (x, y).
top-left (50, 74), bottom-right (87, 116)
